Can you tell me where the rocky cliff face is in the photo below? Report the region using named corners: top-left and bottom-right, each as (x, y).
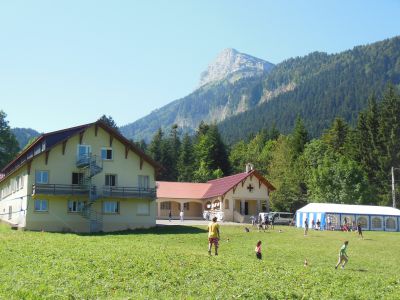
top-left (199, 48), bottom-right (274, 87)
top-left (120, 49), bottom-right (276, 142)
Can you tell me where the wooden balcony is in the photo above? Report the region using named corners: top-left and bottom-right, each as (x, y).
top-left (32, 184), bottom-right (89, 196)
top-left (102, 186), bottom-right (156, 199)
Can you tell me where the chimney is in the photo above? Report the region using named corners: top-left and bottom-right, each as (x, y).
top-left (245, 163), bottom-right (254, 173)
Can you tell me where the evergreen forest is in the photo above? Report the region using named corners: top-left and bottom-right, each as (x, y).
top-left (1, 88), bottom-right (400, 213)
top-left (142, 86), bottom-right (400, 212)
top-left (219, 37), bottom-right (400, 144)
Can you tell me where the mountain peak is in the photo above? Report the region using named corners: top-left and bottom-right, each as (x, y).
top-left (199, 48), bottom-right (274, 87)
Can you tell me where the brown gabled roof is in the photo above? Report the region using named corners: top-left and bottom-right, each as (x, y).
top-left (0, 120), bottom-right (161, 183)
top-left (203, 170), bottom-right (275, 198)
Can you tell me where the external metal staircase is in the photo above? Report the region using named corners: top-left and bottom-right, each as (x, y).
top-left (76, 154), bottom-right (103, 233)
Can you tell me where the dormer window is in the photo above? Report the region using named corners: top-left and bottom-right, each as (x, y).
top-left (101, 148), bottom-right (113, 160)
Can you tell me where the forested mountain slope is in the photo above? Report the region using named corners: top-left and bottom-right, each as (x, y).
top-left (219, 36), bottom-right (400, 144)
top-left (120, 49), bottom-right (274, 142)
top-left (11, 128), bottom-right (40, 149)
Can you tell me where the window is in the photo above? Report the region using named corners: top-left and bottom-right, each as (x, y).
top-left (224, 199), bottom-right (229, 209)
top-left (183, 203), bottom-right (190, 211)
top-left (72, 173), bottom-right (85, 185)
top-left (101, 148), bottom-right (113, 160)
top-left (137, 202), bottom-right (149, 215)
top-left (35, 171), bottom-right (49, 184)
top-left (138, 175), bottom-right (149, 190)
top-left (105, 174), bottom-right (117, 186)
top-left (160, 202), bottom-right (171, 210)
top-left (19, 175), bottom-right (24, 189)
top-left (77, 145), bottom-right (91, 158)
top-left (103, 201), bottom-right (119, 214)
top-left (34, 199), bottom-right (48, 212)
top-left (68, 200), bottom-right (86, 212)
top-left (15, 176), bottom-right (20, 190)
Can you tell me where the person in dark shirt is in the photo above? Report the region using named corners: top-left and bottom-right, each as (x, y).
top-left (357, 222), bottom-right (364, 239)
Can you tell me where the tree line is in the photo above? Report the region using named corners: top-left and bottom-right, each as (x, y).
top-left (143, 85), bottom-right (400, 212)
top-left (2, 86), bottom-right (400, 213)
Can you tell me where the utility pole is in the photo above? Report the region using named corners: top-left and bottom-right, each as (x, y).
top-left (392, 167), bottom-right (396, 208)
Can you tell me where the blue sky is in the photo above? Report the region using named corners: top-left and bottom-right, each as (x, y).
top-left (1, 0), bottom-right (399, 133)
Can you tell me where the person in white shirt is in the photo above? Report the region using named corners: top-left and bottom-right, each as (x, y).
top-left (179, 210), bottom-right (184, 222)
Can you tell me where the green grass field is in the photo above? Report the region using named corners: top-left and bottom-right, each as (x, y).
top-left (1, 223), bottom-right (399, 299)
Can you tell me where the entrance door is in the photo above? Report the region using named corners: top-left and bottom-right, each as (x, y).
top-left (245, 202), bottom-right (249, 215)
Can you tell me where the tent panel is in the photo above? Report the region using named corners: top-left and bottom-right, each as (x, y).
top-left (384, 216), bottom-right (397, 232)
top-left (356, 215), bottom-right (369, 230)
top-left (371, 216), bottom-right (384, 231)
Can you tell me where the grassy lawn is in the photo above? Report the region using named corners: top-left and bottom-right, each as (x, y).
top-left (1, 223), bottom-right (400, 299)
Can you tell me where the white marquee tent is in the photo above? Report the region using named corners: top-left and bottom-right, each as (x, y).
top-left (296, 203), bottom-right (400, 232)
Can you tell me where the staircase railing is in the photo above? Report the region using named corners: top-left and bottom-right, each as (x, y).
top-left (76, 153), bottom-right (103, 232)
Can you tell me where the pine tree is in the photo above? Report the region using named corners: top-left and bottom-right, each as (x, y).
top-left (149, 128), bottom-right (163, 163)
top-left (0, 111), bottom-right (20, 169)
top-left (134, 139), bottom-right (148, 153)
top-left (168, 124), bottom-right (181, 180)
top-left (377, 85), bottom-right (400, 204)
top-left (193, 123), bottom-right (231, 181)
top-left (177, 133), bottom-right (195, 182)
top-left (290, 117), bottom-right (309, 158)
top-left (98, 115), bottom-right (119, 130)
top-left (379, 85), bottom-right (400, 170)
top-left (322, 118), bottom-right (349, 154)
top-left (207, 125), bottom-right (231, 175)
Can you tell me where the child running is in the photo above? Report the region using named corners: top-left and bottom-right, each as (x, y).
top-left (255, 240), bottom-right (262, 259)
top-left (335, 241), bottom-right (349, 269)
top-left (357, 222), bottom-right (363, 239)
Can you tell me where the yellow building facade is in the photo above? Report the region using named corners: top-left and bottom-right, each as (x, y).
top-left (0, 121), bottom-right (159, 233)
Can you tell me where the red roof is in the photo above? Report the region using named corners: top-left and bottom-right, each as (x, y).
top-left (157, 170), bottom-right (275, 200)
top-left (203, 172), bottom-right (251, 198)
top-left (157, 181), bottom-right (211, 199)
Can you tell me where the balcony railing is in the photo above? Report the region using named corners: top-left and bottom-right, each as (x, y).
top-left (102, 186), bottom-right (156, 199)
top-left (32, 184), bottom-right (89, 196)
top-left (32, 184), bottom-right (156, 199)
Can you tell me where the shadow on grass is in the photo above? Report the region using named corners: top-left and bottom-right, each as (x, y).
top-left (351, 268), bottom-right (368, 272)
top-left (73, 225), bottom-right (207, 237)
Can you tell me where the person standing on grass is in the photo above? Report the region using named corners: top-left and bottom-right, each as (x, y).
top-left (357, 222), bottom-right (363, 239)
top-left (208, 217), bottom-right (220, 255)
top-left (304, 218), bottom-right (309, 236)
top-left (335, 241), bottom-right (349, 269)
top-left (316, 219), bottom-right (321, 230)
top-left (327, 215), bottom-right (332, 230)
top-left (255, 240), bottom-right (262, 259)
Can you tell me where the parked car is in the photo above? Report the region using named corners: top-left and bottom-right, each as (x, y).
top-left (268, 212), bottom-right (294, 225)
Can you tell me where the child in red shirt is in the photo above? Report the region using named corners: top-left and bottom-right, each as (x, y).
top-left (255, 240), bottom-right (262, 259)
